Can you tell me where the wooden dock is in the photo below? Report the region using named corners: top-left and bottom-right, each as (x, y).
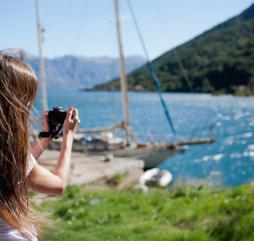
top-left (39, 150), bottom-right (144, 188)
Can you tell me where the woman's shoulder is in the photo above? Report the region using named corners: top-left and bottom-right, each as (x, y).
top-left (0, 218), bottom-right (38, 241)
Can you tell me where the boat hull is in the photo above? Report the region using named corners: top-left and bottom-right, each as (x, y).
top-left (49, 141), bottom-right (182, 169)
top-left (106, 144), bottom-right (180, 170)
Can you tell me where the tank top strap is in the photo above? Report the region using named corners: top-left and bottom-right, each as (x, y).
top-left (27, 154), bottom-right (37, 176)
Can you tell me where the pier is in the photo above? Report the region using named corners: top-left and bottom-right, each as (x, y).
top-left (39, 150), bottom-right (144, 188)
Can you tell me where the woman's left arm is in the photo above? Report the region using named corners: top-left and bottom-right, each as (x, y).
top-left (31, 111), bottom-right (52, 159)
top-left (29, 107), bottom-right (80, 196)
top-left (31, 138), bottom-right (51, 159)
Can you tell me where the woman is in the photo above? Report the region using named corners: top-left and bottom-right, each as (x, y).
top-left (0, 51), bottom-right (80, 241)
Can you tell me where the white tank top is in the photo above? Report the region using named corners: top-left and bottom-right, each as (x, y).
top-left (0, 154), bottom-right (38, 241)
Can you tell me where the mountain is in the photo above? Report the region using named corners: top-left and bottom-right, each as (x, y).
top-left (94, 3), bottom-right (254, 95)
top-left (24, 54), bottom-right (145, 89)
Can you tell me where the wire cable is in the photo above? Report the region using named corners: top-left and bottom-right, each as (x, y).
top-left (126, 0), bottom-right (176, 135)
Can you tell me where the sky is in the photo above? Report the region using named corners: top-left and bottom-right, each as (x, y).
top-left (0, 0), bottom-right (253, 59)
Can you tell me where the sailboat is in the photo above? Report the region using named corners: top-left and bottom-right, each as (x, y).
top-left (63, 0), bottom-right (214, 169)
top-left (36, 0), bottom-right (215, 169)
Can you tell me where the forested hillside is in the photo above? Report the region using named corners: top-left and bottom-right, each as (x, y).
top-left (94, 3), bottom-right (254, 95)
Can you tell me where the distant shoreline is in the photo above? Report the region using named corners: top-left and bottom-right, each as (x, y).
top-left (81, 89), bottom-right (254, 97)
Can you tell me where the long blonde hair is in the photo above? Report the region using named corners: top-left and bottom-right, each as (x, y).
top-left (0, 52), bottom-right (43, 240)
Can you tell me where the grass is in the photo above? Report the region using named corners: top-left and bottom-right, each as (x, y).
top-left (35, 184), bottom-right (254, 241)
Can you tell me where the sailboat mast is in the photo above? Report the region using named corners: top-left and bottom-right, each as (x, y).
top-left (35, 0), bottom-right (48, 112)
top-left (114, 0), bottom-right (130, 144)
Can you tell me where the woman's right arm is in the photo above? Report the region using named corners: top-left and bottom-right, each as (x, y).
top-left (28, 107), bottom-right (80, 195)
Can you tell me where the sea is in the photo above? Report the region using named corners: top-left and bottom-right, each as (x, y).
top-left (36, 90), bottom-right (254, 187)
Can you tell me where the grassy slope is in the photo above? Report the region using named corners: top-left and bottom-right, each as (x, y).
top-left (36, 184), bottom-right (254, 241)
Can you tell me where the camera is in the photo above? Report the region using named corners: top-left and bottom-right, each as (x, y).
top-left (39, 107), bottom-right (67, 139)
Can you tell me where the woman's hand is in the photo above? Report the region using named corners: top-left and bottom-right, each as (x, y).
top-left (63, 107), bottom-right (80, 137)
top-left (42, 111), bottom-right (49, 132)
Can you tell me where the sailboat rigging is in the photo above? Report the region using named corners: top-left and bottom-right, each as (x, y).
top-left (35, 0), bottom-right (48, 112)
top-left (126, 0), bottom-right (176, 135)
top-left (114, 0), bottom-right (130, 144)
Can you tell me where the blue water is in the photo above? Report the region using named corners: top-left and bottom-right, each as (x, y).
top-left (36, 91), bottom-right (254, 187)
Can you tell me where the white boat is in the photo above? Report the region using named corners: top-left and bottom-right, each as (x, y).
top-left (140, 168), bottom-right (173, 189)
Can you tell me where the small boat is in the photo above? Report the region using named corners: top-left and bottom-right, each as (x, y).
top-left (140, 168), bottom-right (173, 188)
